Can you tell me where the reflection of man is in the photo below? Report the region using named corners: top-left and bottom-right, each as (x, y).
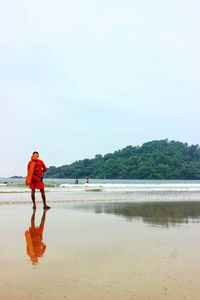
top-left (25, 210), bottom-right (48, 265)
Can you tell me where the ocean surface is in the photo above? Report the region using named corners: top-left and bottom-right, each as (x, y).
top-left (1, 180), bottom-right (200, 299)
top-left (0, 178), bottom-right (200, 204)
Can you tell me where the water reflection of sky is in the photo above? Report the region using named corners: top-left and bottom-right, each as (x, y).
top-left (69, 201), bottom-right (200, 227)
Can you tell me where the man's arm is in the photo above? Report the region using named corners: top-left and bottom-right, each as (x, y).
top-left (42, 161), bottom-right (47, 173)
top-left (27, 161), bottom-right (31, 172)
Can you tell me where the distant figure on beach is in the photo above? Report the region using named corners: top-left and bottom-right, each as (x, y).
top-left (75, 178), bottom-right (79, 184)
top-left (86, 177), bottom-right (89, 183)
top-left (25, 209), bottom-right (48, 265)
top-left (26, 151), bottom-right (50, 209)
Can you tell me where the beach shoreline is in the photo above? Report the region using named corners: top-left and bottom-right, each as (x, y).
top-left (0, 201), bottom-right (200, 299)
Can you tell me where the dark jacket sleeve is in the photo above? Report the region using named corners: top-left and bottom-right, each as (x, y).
top-left (41, 161), bottom-right (47, 173)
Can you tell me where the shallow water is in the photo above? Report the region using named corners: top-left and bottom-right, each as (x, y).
top-left (0, 179), bottom-right (200, 205)
top-left (0, 202), bottom-right (200, 299)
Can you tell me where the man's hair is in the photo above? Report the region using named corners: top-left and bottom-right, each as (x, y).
top-left (33, 151), bottom-right (39, 155)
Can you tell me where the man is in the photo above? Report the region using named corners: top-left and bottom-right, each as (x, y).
top-left (27, 151), bottom-right (50, 209)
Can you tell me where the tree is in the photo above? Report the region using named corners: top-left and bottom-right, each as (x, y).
top-left (45, 140), bottom-right (200, 180)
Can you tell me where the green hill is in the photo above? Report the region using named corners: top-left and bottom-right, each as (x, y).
top-left (45, 139), bottom-right (200, 179)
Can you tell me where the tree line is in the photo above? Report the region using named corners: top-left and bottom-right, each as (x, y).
top-left (45, 139), bottom-right (200, 179)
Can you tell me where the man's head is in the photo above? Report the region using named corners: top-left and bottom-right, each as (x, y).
top-left (32, 151), bottom-right (39, 159)
top-left (33, 151), bottom-right (39, 155)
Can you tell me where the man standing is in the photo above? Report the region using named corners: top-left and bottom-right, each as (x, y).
top-left (27, 151), bottom-right (50, 209)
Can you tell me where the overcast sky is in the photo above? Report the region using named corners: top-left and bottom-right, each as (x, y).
top-left (0, 0), bottom-right (200, 177)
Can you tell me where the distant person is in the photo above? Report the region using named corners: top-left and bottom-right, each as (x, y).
top-left (75, 178), bottom-right (79, 184)
top-left (25, 209), bottom-right (48, 265)
top-left (26, 151), bottom-right (50, 209)
top-left (86, 177), bottom-right (89, 183)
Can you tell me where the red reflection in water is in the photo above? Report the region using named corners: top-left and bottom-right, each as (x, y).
top-left (25, 209), bottom-right (47, 265)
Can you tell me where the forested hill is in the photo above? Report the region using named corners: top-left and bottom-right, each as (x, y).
top-left (45, 140), bottom-right (200, 180)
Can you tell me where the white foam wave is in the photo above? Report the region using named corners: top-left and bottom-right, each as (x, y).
top-left (59, 183), bottom-right (200, 192)
top-left (1, 183), bottom-right (200, 193)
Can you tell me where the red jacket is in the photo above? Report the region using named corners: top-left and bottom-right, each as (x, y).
top-left (28, 159), bottom-right (47, 177)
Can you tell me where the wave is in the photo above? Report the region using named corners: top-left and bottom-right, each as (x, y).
top-left (60, 183), bottom-right (200, 191)
top-left (1, 183), bottom-right (200, 193)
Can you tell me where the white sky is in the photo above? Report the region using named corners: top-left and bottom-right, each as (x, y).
top-left (0, 0), bottom-right (200, 177)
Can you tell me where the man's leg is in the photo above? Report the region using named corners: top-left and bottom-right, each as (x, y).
top-left (40, 189), bottom-right (50, 209)
top-left (31, 209), bottom-right (36, 227)
top-left (31, 189), bottom-right (36, 209)
top-left (39, 210), bottom-right (47, 232)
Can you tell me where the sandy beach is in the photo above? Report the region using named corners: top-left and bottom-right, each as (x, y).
top-left (0, 201), bottom-right (200, 300)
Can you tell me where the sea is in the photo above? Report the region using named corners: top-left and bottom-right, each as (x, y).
top-left (0, 178), bottom-right (200, 205)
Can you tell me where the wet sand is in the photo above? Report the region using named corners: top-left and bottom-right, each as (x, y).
top-left (0, 202), bottom-right (200, 300)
